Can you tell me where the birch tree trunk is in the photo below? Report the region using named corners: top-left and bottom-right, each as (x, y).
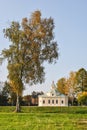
top-left (15, 93), bottom-right (20, 112)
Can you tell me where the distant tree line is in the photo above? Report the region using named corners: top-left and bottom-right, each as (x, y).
top-left (0, 81), bottom-right (44, 106)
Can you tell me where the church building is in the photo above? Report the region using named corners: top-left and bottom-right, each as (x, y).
top-left (38, 82), bottom-right (68, 106)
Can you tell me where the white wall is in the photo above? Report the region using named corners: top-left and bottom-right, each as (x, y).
top-left (38, 96), bottom-right (68, 106)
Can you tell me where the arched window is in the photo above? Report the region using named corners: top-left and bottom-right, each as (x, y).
top-left (43, 100), bottom-right (45, 104)
top-left (48, 100), bottom-right (50, 104)
top-left (52, 100), bottom-right (54, 104)
top-left (56, 100), bottom-right (58, 104)
top-left (61, 100), bottom-right (64, 104)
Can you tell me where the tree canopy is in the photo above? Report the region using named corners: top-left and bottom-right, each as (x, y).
top-left (57, 68), bottom-right (87, 106)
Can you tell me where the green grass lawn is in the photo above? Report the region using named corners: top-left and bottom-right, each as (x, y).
top-left (0, 106), bottom-right (87, 130)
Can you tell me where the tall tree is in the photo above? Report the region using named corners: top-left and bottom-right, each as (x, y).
top-left (57, 77), bottom-right (68, 95)
top-left (75, 68), bottom-right (87, 93)
top-left (2, 81), bottom-right (17, 106)
top-left (66, 71), bottom-right (76, 105)
top-left (66, 71), bottom-right (76, 96)
top-left (1, 10), bottom-right (58, 112)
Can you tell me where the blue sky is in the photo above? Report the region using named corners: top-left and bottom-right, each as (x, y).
top-left (0, 0), bottom-right (87, 95)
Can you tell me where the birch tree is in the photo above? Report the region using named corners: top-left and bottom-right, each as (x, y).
top-left (1, 10), bottom-right (58, 112)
